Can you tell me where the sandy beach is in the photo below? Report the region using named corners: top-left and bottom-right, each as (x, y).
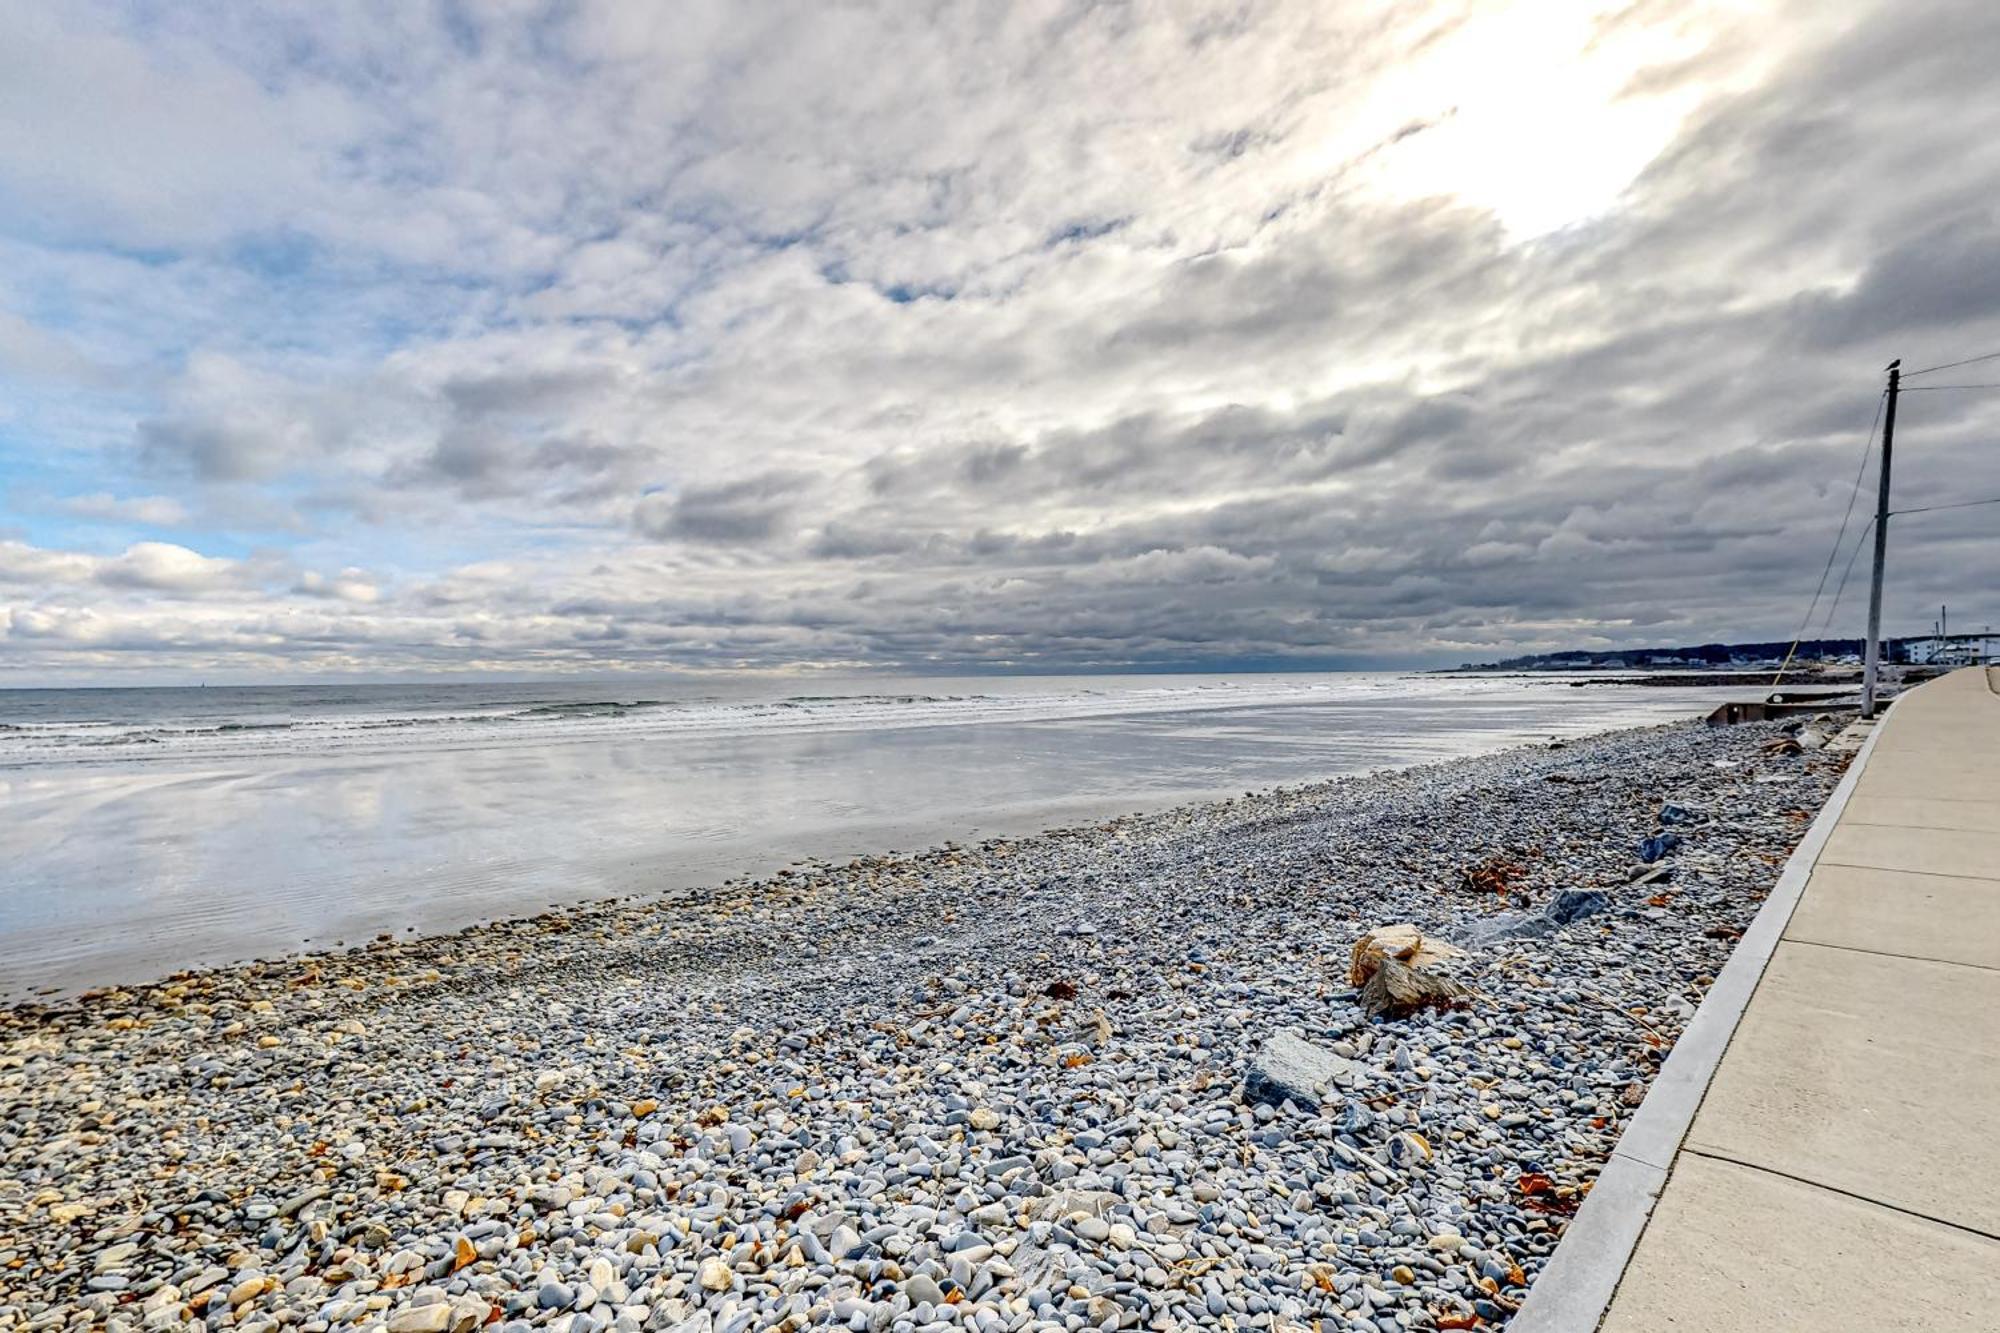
top-left (1, 716), bottom-right (1844, 1332)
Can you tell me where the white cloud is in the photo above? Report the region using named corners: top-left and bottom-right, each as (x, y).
top-left (294, 568), bottom-right (380, 603)
top-left (0, 540), bottom-right (96, 588)
top-left (59, 492), bottom-right (189, 526)
top-left (95, 542), bottom-right (243, 593)
top-left (0, 0), bottom-right (1998, 680)
top-left (0, 3), bottom-right (342, 249)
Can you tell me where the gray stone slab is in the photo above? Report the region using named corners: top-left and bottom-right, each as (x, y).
top-left (1819, 821), bottom-right (2000, 881)
top-left (1684, 941), bottom-right (2000, 1235)
top-left (1785, 863), bottom-right (2000, 970)
top-left (1843, 793), bottom-right (2000, 833)
top-left (1603, 1154), bottom-right (2000, 1332)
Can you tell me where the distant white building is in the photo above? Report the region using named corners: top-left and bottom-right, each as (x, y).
top-left (1902, 636), bottom-right (1993, 666)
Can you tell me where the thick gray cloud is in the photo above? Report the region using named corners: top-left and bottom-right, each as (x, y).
top-left (2, 0), bottom-right (1999, 681)
top-left (634, 470), bottom-right (814, 544)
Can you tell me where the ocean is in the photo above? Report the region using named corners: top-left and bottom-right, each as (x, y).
top-left (0, 671), bottom-right (1737, 998)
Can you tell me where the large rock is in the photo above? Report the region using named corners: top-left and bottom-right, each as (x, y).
top-left (1243, 1028), bottom-right (1356, 1113)
top-left (1462, 887), bottom-right (1614, 945)
top-left (1349, 924), bottom-right (1464, 986)
top-left (1359, 957), bottom-right (1470, 1019)
top-left (1545, 888), bottom-right (1609, 925)
top-left (1637, 831), bottom-right (1682, 864)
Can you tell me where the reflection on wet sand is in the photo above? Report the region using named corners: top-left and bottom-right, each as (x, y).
top-left (0, 676), bottom-right (1728, 997)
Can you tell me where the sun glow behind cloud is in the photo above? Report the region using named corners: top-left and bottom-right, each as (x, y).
top-left (1351, 1), bottom-right (1737, 238)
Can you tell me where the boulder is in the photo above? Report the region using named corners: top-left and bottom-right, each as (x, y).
top-left (1637, 831), bottom-right (1681, 864)
top-left (1545, 889), bottom-right (1609, 925)
top-left (1349, 924), bottom-right (1464, 986)
top-left (1243, 1028), bottom-right (1355, 1113)
top-left (1359, 957), bottom-right (1470, 1019)
top-left (1462, 887), bottom-right (1614, 945)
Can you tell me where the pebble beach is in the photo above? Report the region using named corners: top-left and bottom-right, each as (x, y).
top-left (1, 717), bottom-right (1845, 1333)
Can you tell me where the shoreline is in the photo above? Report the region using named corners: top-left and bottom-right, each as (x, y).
top-left (3, 718), bottom-right (1847, 1331)
top-left (0, 680), bottom-right (1734, 1005)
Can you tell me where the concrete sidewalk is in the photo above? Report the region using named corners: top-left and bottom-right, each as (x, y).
top-left (1597, 667), bottom-right (2000, 1329)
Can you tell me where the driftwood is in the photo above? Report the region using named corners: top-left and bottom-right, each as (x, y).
top-left (1359, 956), bottom-right (1470, 1019)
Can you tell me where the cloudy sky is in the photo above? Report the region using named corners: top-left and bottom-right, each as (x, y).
top-left (3, 0), bottom-right (1999, 683)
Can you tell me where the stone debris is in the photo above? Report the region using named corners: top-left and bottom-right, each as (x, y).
top-left (1242, 1028), bottom-right (1358, 1113)
top-left (0, 718), bottom-right (1845, 1333)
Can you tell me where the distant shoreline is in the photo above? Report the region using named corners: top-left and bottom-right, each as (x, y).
top-left (1434, 669), bottom-right (1863, 689)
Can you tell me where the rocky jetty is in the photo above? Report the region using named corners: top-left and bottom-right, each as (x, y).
top-left (0, 719), bottom-right (1843, 1332)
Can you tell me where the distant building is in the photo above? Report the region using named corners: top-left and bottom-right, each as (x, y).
top-left (1902, 635), bottom-right (1991, 667)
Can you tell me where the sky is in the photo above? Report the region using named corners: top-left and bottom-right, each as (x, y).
top-left (3, 0), bottom-right (2000, 684)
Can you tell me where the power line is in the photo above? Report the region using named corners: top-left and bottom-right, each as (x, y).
top-left (1900, 382), bottom-right (2000, 391)
top-left (1821, 496), bottom-right (2000, 631)
top-left (1891, 495), bottom-right (2000, 516)
top-left (1820, 514), bottom-right (1876, 632)
top-left (1772, 389), bottom-right (1885, 684)
top-left (1902, 350), bottom-right (2000, 379)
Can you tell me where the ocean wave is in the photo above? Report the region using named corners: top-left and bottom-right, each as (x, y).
top-left (0, 675), bottom-right (1504, 770)
top-left (780, 693), bottom-right (982, 705)
top-left (518, 699), bottom-right (674, 718)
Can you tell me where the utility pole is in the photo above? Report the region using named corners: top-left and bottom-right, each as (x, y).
top-left (1862, 362), bottom-right (1901, 717)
